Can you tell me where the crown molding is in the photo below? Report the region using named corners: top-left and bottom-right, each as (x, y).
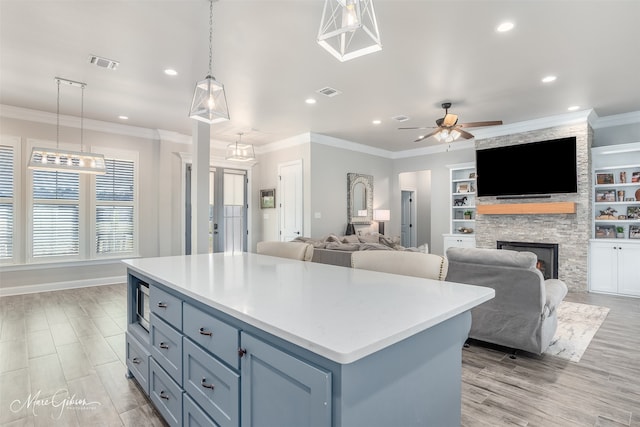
top-left (391, 139), bottom-right (475, 159)
top-left (256, 132), bottom-right (310, 154)
top-left (590, 110), bottom-right (640, 129)
top-left (310, 132), bottom-right (393, 158)
top-left (1, 104), bottom-right (161, 140)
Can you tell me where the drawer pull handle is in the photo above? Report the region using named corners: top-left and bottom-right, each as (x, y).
top-left (199, 327), bottom-right (213, 336)
top-left (157, 302), bottom-right (168, 308)
top-left (132, 357), bottom-right (141, 364)
top-left (159, 342), bottom-right (169, 349)
top-left (201, 378), bottom-right (215, 390)
top-left (160, 390), bottom-right (169, 400)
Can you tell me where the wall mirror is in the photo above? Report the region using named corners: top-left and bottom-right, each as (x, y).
top-left (347, 173), bottom-right (373, 224)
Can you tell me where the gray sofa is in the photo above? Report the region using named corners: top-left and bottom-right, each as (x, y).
top-left (445, 247), bottom-right (568, 355)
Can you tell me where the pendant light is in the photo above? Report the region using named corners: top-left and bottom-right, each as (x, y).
top-left (189, 0), bottom-right (229, 124)
top-left (317, 0), bottom-right (382, 62)
top-left (28, 77), bottom-right (106, 175)
top-left (226, 133), bottom-right (255, 162)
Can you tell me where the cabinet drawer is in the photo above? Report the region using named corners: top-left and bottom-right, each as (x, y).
top-left (150, 359), bottom-right (183, 427)
top-left (126, 332), bottom-right (151, 395)
top-left (151, 285), bottom-right (182, 330)
top-left (184, 303), bottom-right (240, 369)
top-left (151, 314), bottom-right (183, 385)
top-left (184, 339), bottom-right (239, 427)
top-left (184, 391), bottom-right (221, 427)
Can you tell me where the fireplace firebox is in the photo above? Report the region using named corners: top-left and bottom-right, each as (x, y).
top-left (496, 241), bottom-right (559, 280)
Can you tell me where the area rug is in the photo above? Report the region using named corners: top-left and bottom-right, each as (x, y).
top-left (544, 301), bottom-right (610, 362)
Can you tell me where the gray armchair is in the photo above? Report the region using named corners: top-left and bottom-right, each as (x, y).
top-left (445, 247), bottom-right (568, 355)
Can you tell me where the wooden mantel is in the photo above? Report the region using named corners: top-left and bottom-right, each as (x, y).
top-left (477, 202), bottom-right (576, 215)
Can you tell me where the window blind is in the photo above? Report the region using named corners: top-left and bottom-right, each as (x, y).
top-left (32, 170), bottom-right (80, 258)
top-left (0, 145), bottom-right (13, 259)
top-left (96, 158), bottom-right (135, 254)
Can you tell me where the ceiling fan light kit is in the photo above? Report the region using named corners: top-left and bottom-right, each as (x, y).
top-left (28, 77), bottom-right (106, 175)
top-left (189, 0), bottom-right (230, 124)
top-left (317, 0), bottom-right (382, 62)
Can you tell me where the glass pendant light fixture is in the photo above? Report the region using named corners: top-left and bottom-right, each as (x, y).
top-left (189, 0), bottom-right (229, 124)
top-left (28, 77), bottom-right (106, 175)
top-left (317, 0), bottom-right (382, 62)
top-left (226, 133), bottom-right (255, 162)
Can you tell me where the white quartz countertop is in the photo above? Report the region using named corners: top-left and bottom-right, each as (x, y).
top-left (123, 253), bottom-right (494, 364)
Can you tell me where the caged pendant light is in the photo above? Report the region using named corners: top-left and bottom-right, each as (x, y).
top-left (189, 0), bottom-right (229, 124)
top-left (317, 0), bottom-right (382, 62)
top-left (28, 78), bottom-right (106, 175)
top-left (226, 133), bottom-right (255, 162)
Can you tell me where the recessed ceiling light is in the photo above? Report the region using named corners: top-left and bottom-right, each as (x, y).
top-left (164, 69), bottom-right (178, 76)
top-left (567, 106), bottom-right (580, 111)
top-left (305, 98), bottom-right (317, 105)
top-left (496, 22), bottom-right (514, 32)
top-left (372, 119), bottom-right (381, 125)
top-left (542, 75), bottom-right (557, 83)
top-left (118, 115), bottom-right (129, 120)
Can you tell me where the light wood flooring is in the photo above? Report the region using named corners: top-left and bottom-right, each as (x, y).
top-left (1, 284), bottom-right (638, 426)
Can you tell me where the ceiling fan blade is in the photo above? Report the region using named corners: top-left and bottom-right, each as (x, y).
top-left (458, 120), bottom-right (503, 128)
top-left (398, 126), bottom-right (436, 130)
top-left (414, 129), bottom-right (441, 142)
top-left (443, 113), bottom-right (458, 127)
top-left (456, 129), bottom-right (475, 139)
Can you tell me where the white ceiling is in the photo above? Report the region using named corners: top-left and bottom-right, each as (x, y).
top-left (2, 0), bottom-right (640, 152)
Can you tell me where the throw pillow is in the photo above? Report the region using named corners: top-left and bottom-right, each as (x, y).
top-left (358, 233), bottom-right (379, 243)
top-left (342, 234), bottom-right (360, 244)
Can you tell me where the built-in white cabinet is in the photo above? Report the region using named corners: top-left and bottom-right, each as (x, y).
top-left (589, 240), bottom-right (640, 296)
top-left (444, 163), bottom-right (476, 254)
top-left (590, 143), bottom-right (640, 297)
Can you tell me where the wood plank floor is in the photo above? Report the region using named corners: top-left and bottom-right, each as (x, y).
top-left (1, 285), bottom-right (638, 426)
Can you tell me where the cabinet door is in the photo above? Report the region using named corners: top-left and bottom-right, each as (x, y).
top-left (617, 243), bottom-right (640, 296)
top-left (589, 242), bottom-right (618, 293)
top-left (240, 332), bottom-right (331, 427)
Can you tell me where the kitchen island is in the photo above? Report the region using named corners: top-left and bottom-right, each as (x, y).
top-left (123, 252), bottom-right (494, 427)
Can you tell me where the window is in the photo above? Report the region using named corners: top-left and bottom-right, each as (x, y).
top-left (32, 170), bottom-right (80, 258)
top-left (95, 158), bottom-right (135, 255)
top-left (0, 145), bottom-right (14, 260)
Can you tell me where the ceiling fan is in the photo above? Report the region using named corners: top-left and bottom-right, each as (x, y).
top-left (399, 102), bottom-right (503, 143)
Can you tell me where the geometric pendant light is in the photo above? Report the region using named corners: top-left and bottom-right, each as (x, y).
top-left (28, 77), bottom-right (106, 175)
top-left (189, 0), bottom-right (230, 124)
top-left (225, 133), bottom-right (255, 162)
top-left (317, 0), bottom-right (382, 62)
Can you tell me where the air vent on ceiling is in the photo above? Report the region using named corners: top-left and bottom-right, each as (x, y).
top-left (316, 86), bottom-right (342, 97)
top-left (88, 54), bottom-right (119, 70)
top-left (392, 115), bottom-right (410, 122)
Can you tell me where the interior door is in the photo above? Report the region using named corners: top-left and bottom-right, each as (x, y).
top-left (278, 160), bottom-right (303, 241)
top-left (401, 191), bottom-right (415, 247)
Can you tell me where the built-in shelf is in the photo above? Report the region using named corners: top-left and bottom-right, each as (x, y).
top-left (477, 202), bottom-right (576, 215)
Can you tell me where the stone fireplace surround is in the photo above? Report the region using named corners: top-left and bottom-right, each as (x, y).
top-left (474, 123), bottom-right (592, 292)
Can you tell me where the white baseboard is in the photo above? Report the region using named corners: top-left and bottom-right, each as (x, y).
top-left (0, 276), bottom-right (126, 296)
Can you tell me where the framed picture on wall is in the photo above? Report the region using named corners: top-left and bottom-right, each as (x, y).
top-left (260, 189), bottom-right (275, 209)
top-left (630, 225), bottom-right (640, 239)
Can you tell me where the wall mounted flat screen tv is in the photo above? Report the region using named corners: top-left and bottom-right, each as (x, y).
top-left (476, 136), bottom-right (577, 198)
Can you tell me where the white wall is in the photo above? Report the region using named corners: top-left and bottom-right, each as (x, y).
top-left (309, 139), bottom-right (392, 238)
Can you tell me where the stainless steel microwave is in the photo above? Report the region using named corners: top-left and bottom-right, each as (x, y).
top-left (136, 281), bottom-right (150, 332)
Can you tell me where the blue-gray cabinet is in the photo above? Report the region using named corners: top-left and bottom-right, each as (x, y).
top-left (240, 332), bottom-right (331, 427)
top-left (126, 270), bottom-right (332, 427)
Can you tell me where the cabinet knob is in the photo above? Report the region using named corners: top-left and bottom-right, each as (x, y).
top-left (238, 348), bottom-right (247, 358)
top-left (159, 390), bottom-right (169, 400)
top-left (157, 302), bottom-right (167, 308)
top-left (159, 342), bottom-right (169, 349)
top-left (199, 327), bottom-right (213, 337)
top-left (201, 377), bottom-right (215, 390)
top-left (132, 357), bottom-right (141, 364)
